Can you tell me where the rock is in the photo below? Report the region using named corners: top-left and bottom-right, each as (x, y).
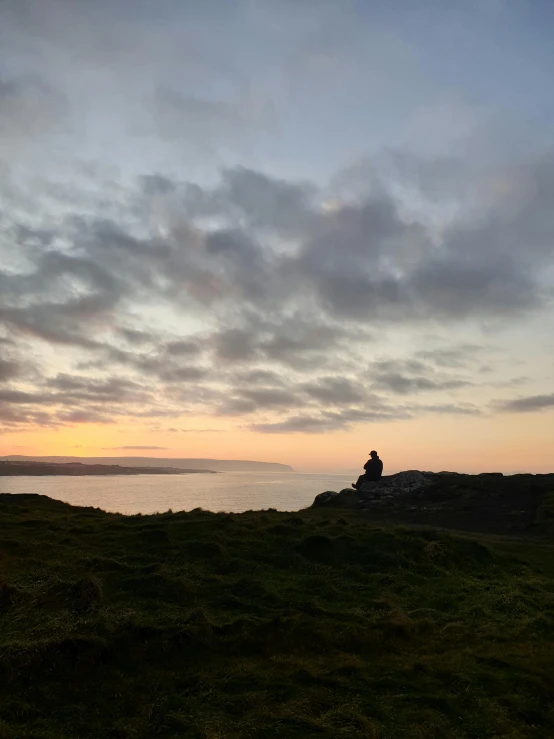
top-left (312, 491), bottom-right (339, 508)
top-left (359, 470), bottom-right (431, 496)
top-left (310, 470), bottom-right (435, 509)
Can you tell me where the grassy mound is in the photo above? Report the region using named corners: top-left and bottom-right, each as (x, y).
top-left (1, 493), bottom-right (554, 737)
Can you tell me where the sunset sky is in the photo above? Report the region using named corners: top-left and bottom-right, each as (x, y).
top-left (1, 0), bottom-right (553, 473)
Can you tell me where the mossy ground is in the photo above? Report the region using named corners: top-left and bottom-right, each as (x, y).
top-left (1, 492), bottom-right (554, 738)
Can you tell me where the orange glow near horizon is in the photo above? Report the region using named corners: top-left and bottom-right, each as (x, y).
top-left (3, 410), bottom-right (554, 474)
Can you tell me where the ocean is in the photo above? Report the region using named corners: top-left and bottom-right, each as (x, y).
top-left (0, 471), bottom-right (353, 514)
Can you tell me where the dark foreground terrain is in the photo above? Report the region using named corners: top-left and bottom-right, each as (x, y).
top-left (1, 474), bottom-right (554, 738)
top-left (314, 471), bottom-right (554, 536)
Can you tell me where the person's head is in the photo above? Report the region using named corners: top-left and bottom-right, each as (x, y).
top-left (369, 450), bottom-right (378, 458)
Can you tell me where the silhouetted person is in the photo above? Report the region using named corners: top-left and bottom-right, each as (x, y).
top-left (352, 450), bottom-right (383, 490)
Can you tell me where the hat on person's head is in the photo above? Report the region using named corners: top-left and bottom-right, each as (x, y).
top-left (369, 450), bottom-right (378, 456)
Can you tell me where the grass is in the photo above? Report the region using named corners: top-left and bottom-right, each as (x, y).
top-left (1, 492), bottom-right (554, 738)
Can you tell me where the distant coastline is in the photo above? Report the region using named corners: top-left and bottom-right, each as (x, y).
top-left (2, 455), bottom-right (295, 473)
top-left (0, 461), bottom-right (217, 477)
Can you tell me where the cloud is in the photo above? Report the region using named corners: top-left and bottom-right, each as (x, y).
top-left (0, 403), bottom-right (53, 427)
top-left (81, 344), bottom-right (209, 386)
top-left (416, 346), bottom-right (485, 369)
top-left (168, 428), bottom-right (222, 433)
top-left (0, 75), bottom-right (66, 146)
top-left (250, 415), bottom-right (343, 434)
top-left (102, 445), bottom-right (168, 450)
top-left (418, 403), bottom-right (481, 416)
top-left (372, 372), bottom-right (470, 395)
top-left (364, 357), bottom-right (473, 395)
top-left (2, 149), bottom-right (554, 434)
top-left (248, 397), bottom-right (482, 433)
top-left (497, 394), bottom-right (554, 413)
top-left (0, 358), bottom-right (19, 382)
top-left (232, 369), bottom-right (285, 386)
top-left (46, 374), bottom-right (148, 403)
top-left (296, 187), bottom-right (548, 322)
top-left (213, 328), bottom-right (258, 363)
top-left (58, 410), bottom-right (114, 424)
top-left (207, 315), bottom-right (370, 373)
top-left (410, 253), bottom-right (541, 319)
top-left (118, 328), bottom-right (156, 346)
top-left (249, 406), bottom-right (409, 434)
top-left (152, 89), bottom-right (275, 152)
top-left (0, 247), bottom-right (125, 348)
top-left (7, 153), bottom-right (552, 358)
top-left (210, 167), bottom-right (316, 238)
top-left (0, 389), bottom-right (51, 405)
top-left (164, 339), bottom-right (203, 356)
top-left (301, 377), bottom-right (366, 404)
top-left (217, 386), bottom-right (300, 416)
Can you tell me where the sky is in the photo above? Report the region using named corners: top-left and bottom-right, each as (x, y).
top-left (0, 0), bottom-right (553, 473)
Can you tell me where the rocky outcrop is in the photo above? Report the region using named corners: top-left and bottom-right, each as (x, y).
top-left (310, 470), bottom-right (437, 509)
top-left (358, 470), bottom-right (433, 496)
top-left (309, 470), bottom-right (554, 536)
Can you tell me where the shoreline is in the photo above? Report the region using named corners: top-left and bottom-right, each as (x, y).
top-left (0, 461), bottom-right (218, 477)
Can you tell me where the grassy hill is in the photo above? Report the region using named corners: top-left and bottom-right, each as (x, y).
top-left (1, 481), bottom-right (554, 738)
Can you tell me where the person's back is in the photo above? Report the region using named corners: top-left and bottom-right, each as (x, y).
top-left (352, 450), bottom-right (383, 489)
top-left (363, 452), bottom-right (383, 481)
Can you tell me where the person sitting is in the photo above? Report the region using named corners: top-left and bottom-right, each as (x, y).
top-left (352, 450), bottom-right (383, 490)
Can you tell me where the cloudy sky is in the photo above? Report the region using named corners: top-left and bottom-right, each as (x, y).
top-left (1, 0), bottom-right (553, 472)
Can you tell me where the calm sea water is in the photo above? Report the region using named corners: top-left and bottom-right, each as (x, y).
top-left (0, 471), bottom-right (353, 514)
